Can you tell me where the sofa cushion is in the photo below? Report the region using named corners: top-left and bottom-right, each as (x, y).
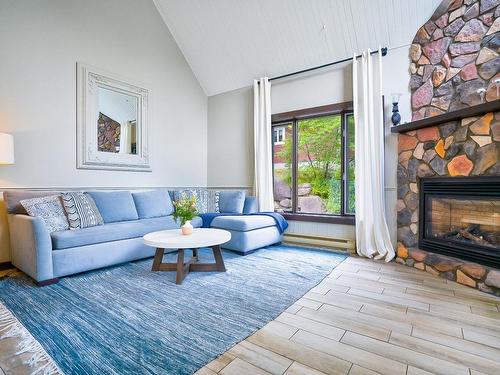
top-left (218, 190), bottom-right (246, 214)
top-left (88, 191), bottom-right (138, 223)
top-left (243, 196), bottom-right (259, 214)
top-left (3, 190), bottom-right (59, 214)
top-left (21, 195), bottom-right (69, 233)
top-left (210, 215), bottom-right (276, 232)
top-left (190, 216), bottom-right (202, 228)
top-left (132, 190), bottom-right (174, 219)
top-left (51, 215), bottom-right (203, 250)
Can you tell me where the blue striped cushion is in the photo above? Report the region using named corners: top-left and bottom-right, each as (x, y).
top-left (61, 192), bottom-right (104, 230)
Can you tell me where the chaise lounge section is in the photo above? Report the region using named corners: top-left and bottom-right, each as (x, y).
top-left (210, 215), bottom-right (283, 254)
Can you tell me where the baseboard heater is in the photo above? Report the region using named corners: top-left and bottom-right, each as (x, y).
top-left (283, 233), bottom-right (355, 253)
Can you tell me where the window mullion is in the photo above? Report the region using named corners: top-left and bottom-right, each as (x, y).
top-left (292, 120), bottom-right (299, 214)
top-left (341, 112), bottom-right (347, 216)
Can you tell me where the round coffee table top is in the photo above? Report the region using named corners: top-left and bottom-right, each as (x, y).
top-left (143, 228), bottom-right (231, 249)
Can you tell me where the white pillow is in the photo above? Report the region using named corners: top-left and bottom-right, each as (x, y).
top-left (20, 195), bottom-right (69, 233)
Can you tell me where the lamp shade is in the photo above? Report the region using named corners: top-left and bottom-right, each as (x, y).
top-left (0, 133), bottom-right (14, 165)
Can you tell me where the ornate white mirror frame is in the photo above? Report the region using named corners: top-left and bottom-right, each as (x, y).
top-left (76, 63), bottom-right (151, 172)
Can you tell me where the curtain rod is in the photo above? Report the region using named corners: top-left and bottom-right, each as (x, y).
top-left (265, 47), bottom-right (387, 83)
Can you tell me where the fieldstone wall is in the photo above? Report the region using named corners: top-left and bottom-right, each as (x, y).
top-left (397, 0), bottom-right (500, 296)
top-left (397, 112), bottom-right (500, 295)
top-left (98, 112), bottom-right (121, 153)
top-left (410, 0), bottom-right (499, 120)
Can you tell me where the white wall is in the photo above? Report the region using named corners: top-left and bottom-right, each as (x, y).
top-left (0, 0), bottom-right (207, 189)
top-left (207, 46), bottom-right (411, 242)
top-left (272, 64), bottom-right (353, 114)
top-left (0, 0), bottom-right (208, 261)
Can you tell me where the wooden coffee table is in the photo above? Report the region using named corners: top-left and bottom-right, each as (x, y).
top-left (143, 228), bottom-right (231, 284)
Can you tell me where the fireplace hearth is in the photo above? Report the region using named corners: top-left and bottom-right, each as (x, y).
top-left (419, 177), bottom-right (500, 268)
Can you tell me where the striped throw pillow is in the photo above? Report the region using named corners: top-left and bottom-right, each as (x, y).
top-left (61, 192), bottom-right (104, 230)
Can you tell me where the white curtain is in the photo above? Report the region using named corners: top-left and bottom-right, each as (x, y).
top-left (352, 49), bottom-right (395, 262)
top-left (253, 77), bottom-right (274, 212)
top-left (119, 121), bottom-right (132, 154)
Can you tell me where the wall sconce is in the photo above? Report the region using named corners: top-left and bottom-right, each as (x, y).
top-left (477, 88), bottom-right (486, 103)
top-left (0, 133), bottom-right (15, 165)
top-left (391, 93), bottom-right (402, 126)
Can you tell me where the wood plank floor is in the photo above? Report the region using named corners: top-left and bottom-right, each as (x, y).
top-left (196, 256), bottom-right (500, 375)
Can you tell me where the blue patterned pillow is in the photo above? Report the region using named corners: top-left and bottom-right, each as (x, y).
top-left (61, 192), bottom-right (104, 230)
top-left (170, 189), bottom-right (209, 214)
top-left (20, 195), bottom-right (69, 233)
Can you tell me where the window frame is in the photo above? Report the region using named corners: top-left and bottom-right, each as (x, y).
top-left (271, 102), bottom-right (355, 225)
top-left (273, 126), bottom-right (286, 145)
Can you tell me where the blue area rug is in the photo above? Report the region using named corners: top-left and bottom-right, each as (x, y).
top-left (0, 245), bottom-right (347, 375)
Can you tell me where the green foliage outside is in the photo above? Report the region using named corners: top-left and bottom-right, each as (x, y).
top-left (346, 114), bottom-right (355, 213)
top-left (173, 194), bottom-right (198, 225)
top-left (276, 114), bottom-right (355, 214)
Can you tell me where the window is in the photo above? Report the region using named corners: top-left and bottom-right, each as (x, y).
top-left (272, 102), bottom-right (355, 224)
top-left (273, 126), bottom-right (286, 145)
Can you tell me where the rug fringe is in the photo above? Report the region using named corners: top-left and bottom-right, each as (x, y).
top-left (0, 302), bottom-right (63, 375)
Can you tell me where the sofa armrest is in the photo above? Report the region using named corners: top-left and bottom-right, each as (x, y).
top-left (8, 214), bottom-right (54, 282)
top-left (243, 196), bottom-right (259, 214)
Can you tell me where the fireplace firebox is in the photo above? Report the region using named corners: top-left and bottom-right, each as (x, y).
top-left (419, 177), bottom-right (500, 268)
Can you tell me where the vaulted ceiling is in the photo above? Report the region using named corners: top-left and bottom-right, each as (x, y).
top-left (154, 0), bottom-right (442, 96)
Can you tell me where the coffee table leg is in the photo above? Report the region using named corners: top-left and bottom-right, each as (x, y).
top-left (212, 245), bottom-right (226, 272)
top-left (152, 248), bottom-right (165, 271)
top-left (176, 249), bottom-right (189, 285)
top-left (192, 248), bottom-right (199, 261)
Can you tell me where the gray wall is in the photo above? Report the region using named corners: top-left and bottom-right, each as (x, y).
top-left (207, 46), bottom-right (412, 242)
top-left (208, 87), bottom-right (254, 189)
top-left (0, 0), bottom-right (208, 261)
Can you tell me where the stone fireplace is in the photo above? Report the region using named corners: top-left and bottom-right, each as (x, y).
top-left (394, 0), bottom-right (500, 295)
top-left (395, 113), bottom-right (500, 294)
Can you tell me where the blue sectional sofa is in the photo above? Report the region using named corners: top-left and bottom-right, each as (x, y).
top-left (3, 189), bottom-right (284, 285)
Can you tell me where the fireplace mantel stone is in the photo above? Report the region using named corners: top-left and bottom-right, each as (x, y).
top-left (392, 100), bottom-right (500, 133)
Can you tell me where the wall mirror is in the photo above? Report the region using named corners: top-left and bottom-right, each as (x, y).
top-left (77, 63), bottom-right (151, 171)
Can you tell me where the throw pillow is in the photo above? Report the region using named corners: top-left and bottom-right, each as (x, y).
top-left (170, 189), bottom-right (209, 214)
top-left (20, 195), bottom-right (69, 233)
top-left (218, 190), bottom-right (246, 214)
top-left (132, 190), bottom-right (174, 219)
top-left (61, 192), bottom-right (104, 230)
top-left (214, 191), bottom-right (220, 213)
